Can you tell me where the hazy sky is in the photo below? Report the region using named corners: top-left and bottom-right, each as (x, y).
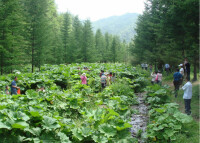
top-left (55, 0), bottom-right (146, 21)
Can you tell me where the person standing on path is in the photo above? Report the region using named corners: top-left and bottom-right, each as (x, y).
top-left (11, 76), bottom-right (19, 95)
top-left (173, 69), bottom-right (183, 98)
top-left (80, 73), bottom-right (87, 85)
top-left (184, 58), bottom-right (190, 80)
top-left (182, 78), bottom-right (192, 115)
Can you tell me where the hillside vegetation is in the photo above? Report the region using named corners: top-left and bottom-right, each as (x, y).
top-left (93, 13), bottom-right (139, 42)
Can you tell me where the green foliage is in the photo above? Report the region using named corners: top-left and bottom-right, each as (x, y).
top-left (145, 84), bottom-right (194, 142)
top-left (0, 63), bottom-right (144, 142)
top-left (132, 0), bottom-right (198, 80)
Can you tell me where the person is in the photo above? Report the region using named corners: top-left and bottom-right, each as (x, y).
top-left (107, 72), bottom-right (113, 85)
top-left (165, 63), bottom-right (170, 75)
top-left (182, 78), bottom-right (192, 115)
top-left (156, 70), bottom-right (162, 85)
top-left (5, 86), bottom-right (10, 95)
top-left (100, 70), bottom-right (103, 77)
top-left (101, 71), bottom-right (107, 89)
top-left (141, 63), bottom-right (145, 70)
top-left (179, 64), bottom-right (184, 85)
top-left (149, 65), bottom-right (153, 73)
top-left (144, 63), bottom-right (148, 70)
top-left (80, 73), bottom-right (87, 85)
top-left (173, 68), bottom-right (183, 98)
top-left (151, 71), bottom-right (156, 84)
top-left (179, 64), bottom-right (184, 76)
top-left (11, 76), bottom-right (19, 95)
top-left (184, 58), bottom-right (190, 80)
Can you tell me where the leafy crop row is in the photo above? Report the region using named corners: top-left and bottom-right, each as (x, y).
top-left (0, 63), bottom-right (148, 143)
top-left (144, 85), bottom-right (193, 142)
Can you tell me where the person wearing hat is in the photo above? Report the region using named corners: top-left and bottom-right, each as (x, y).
top-left (179, 64), bottom-right (184, 85)
top-left (179, 64), bottom-right (184, 76)
top-left (80, 73), bottom-right (87, 85)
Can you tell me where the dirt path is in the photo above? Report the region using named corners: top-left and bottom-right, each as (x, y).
top-left (130, 93), bottom-right (148, 142)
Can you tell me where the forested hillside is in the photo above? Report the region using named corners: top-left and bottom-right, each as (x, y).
top-left (93, 13), bottom-right (139, 42)
top-left (0, 0), bottom-right (130, 75)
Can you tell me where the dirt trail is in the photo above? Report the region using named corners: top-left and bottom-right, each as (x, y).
top-left (130, 93), bottom-right (148, 143)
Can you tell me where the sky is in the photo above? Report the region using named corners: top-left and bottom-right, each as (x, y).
top-left (55, 0), bottom-right (146, 21)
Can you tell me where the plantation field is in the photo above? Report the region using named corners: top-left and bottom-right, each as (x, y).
top-left (0, 63), bottom-right (196, 143)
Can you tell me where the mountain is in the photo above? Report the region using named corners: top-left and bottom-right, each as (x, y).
top-left (92, 13), bottom-right (139, 42)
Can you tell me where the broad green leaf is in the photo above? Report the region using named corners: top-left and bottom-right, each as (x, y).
top-left (80, 127), bottom-right (92, 137)
top-left (173, 112), bottom-right (193, 123)
top-left (71, 128), bottom-right (83, 141)
top-left (99, 124), bottom-right (117, 137)
top-left (25, 127), bottom-right (41, 136)
top-left (12, 121), bottom-right (29, 129)
top-left (42, 116), bottom-right (60, 130)
top-left (17, 111), bottom-right (30, 121)
top-left (0, 121), bottom-right (11, 130)
top-left (58, 132), bottom-right (71, 143)
top-left (92, 135), bottom-right (108, 143)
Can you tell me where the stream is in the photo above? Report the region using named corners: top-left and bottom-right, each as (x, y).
top-left (130, 93), bottom-right (148, 143)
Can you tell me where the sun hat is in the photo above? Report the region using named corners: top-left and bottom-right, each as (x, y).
top-left (179, 64), bottom-right (183, 66)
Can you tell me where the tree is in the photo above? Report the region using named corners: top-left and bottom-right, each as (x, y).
top-left (82, 20), bottom-right (95, 62)
top-left (0, 0), bottom-right (25, 74)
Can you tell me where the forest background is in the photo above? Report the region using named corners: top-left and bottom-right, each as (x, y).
top-left (0, 0), bottom-right (199, 80)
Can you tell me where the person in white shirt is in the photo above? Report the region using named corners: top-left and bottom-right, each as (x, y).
top-left (179, 64), bottom-right (184, 85)
top-left (182, 78), bottom-right (192, 115)
top-left (179, 64), bottom-right (184, 76)
top-left (151, 71), bottom-right (156, 84)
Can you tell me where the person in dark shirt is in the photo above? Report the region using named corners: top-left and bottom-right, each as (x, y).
top-left (11, 76), bottom-right (19, 95)
top-left (184, 58), bottom-right (190, 80)
top-left (173, 69), bottom-right (183, 98)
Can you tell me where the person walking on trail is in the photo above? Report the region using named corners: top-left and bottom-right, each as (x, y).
top-left (184, 58), bottom-right (190, 80)
top-left (80, 73), bottom-right (87, 85)
top-left (11, 76), bottom-right (19, 95)
top-left (5, 86), bottom-right (10, 95)
top-left (165, 63), bottom-right (170, 75)
top-left (182, 78), bottom-right (192, 115)
top-left (101, 71), bottom-right (107, 89)
top-left (156, 71), bottom-right (162, 85)
top-left (173, 69), bottom-right (183, 98)
top-left (151, 71), bottom-right (156, 84)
